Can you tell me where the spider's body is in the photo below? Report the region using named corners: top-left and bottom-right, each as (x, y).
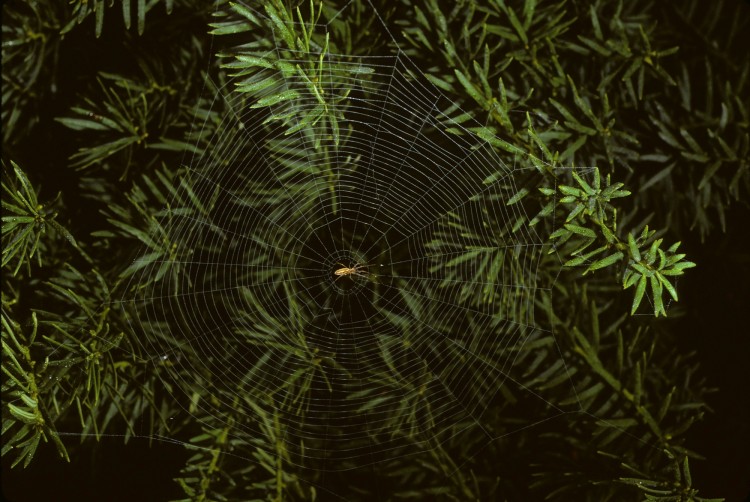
top-left (334, 262), bottom-right (367, 279)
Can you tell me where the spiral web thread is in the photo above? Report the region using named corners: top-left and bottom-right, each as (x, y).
top-left (117, 2), bottom-right (582, 475)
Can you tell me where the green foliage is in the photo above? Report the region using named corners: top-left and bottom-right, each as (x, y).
top-left (539, 168), bottom-right (696, 316)
top-left (620, 456), bottom-right (724, 502)
top-left (2, 161), bottom-right (78, 276)
top-left (173, 401), bottom-right (315, 502)
top-left (621, 230), bottom-right (695, 317)
top-left (1, 312), bottom-right (69, 468)
top-left (403, 0), bottom-right (748, 241)
top-left (2, 0), bottom-right (743, 500)
top-left (525, 281), bottom-right (718, 501)
top-left (34, 262), bottom-right (174, 443)
top-left (56, 71), bottom-right (207, 178)
top-left (95, 166), bottom-right (217, 290)
top-left (214, 0), bottom-right (368, 151)
top-left (63, 0), bottom-right (175, 38)
top-left (1, 2), bottom-right (68, 146)
top-left (55, 75), bottom-right (156, 172)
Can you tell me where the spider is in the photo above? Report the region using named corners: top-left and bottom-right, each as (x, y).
top-left (334, 262), bottom-right (368, 280)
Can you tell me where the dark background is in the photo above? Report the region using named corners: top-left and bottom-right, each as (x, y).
top-left (678, 203), bottom-right (750, 502)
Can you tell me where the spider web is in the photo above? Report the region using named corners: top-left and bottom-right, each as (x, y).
top-left (117, 0), bottom-right (581, 482)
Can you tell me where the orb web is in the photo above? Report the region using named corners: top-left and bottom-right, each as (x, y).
top-left (118, 2), bottom-right (572, 473)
